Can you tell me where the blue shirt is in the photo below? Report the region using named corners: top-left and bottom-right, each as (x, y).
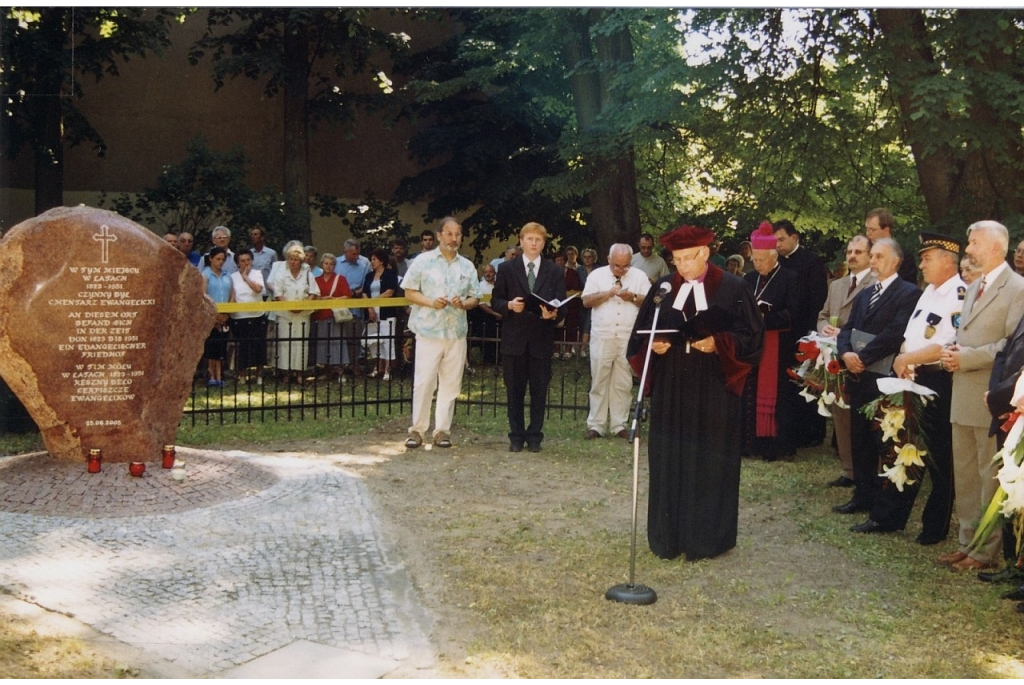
top-left (203, 268), bottom-right (233, 303)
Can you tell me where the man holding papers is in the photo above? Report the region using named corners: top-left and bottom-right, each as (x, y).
top-left (581, 243), bottom-right (650, 440)
top-left (491, 222), bottom-right (567, 453)
top-left (627, 225), bottom-right (764, 561)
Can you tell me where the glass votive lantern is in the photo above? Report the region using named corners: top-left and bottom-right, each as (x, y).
top-left (161, 445), bottom-right (176, 469)
top-left (87, 448), bottom-right (102, 474)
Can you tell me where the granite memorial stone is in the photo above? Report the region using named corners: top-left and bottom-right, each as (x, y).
top-left (0, 206), bottom-right (216, 462)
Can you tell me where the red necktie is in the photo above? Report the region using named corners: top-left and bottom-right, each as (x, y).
top-left (978, 277), bottom-right (986, 300)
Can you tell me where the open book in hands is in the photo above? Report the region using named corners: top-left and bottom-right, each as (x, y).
top-left (525, 292), bottom-right (578, 315)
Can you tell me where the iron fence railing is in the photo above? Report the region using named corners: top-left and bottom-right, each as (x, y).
top-left (184, 316), bottom-right (591, 425)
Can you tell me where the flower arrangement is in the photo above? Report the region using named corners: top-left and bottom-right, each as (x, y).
top-left (859, 377), bottom-right (936, 491)
top-left (788, 332), bottom-right (847, 417)
top-left (972, 412), bottom-right (1024, 557)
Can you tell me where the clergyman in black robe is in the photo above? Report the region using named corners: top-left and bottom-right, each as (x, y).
top-left (741, 243), bottom-right (800, 461)
top-left (628, 225), bottom-right (764, 561)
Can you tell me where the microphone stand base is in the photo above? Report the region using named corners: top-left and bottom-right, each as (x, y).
top-left (605, 583), bottom-right (657, 605)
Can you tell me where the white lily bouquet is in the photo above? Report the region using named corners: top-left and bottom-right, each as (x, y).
top-left (972, 412), bottom-right (1024, 557)
top-left (788, 331), bottom-right (848, 417)
top-left (859, 377), bottom-right (936, 492)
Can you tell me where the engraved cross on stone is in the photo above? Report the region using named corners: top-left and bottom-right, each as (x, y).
top-left (93, 225), bottom-right (117, 264)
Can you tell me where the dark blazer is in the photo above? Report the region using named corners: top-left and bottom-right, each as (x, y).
top-left (780, 246), bottom-right (829, 336)
top-left (837, 277), bottom-right (920, 373)
top-left (491, 256), bottom-right (567, 357)
top-left (988, 314), bottom-right (1024, 434)
top-left (362, 268), bottom-right (402, 320)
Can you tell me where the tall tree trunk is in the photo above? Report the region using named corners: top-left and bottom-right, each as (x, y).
top-left (876, 9), bottom-right (1024, 233)
top-left (283, 13), bottom-right (311, 245)
top-left (564, 9), bottom-right (641, 257)
top-left (33, 9), bottom-right (67, 214)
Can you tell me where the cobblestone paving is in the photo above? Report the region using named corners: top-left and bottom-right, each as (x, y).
top-left (0, 449), bottom-right (432, 676)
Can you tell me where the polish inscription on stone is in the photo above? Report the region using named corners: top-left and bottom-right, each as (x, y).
top-left (0, 206), bottom-right (216, 462)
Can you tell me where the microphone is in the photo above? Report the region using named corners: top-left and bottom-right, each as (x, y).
top-left (652, 281), bottom-right (672, 305)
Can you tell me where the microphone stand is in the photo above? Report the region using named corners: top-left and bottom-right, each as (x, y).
top-left (605, 289), bottom-right (666, 606)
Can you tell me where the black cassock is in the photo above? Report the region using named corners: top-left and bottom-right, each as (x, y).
top-left (741, 264), bottom-right (800, 460)
top-left (628, 264), bottom-right (764, 560)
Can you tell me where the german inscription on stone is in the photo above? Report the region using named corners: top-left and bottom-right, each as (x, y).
top-left (0, 206), bottom-right (216, 462)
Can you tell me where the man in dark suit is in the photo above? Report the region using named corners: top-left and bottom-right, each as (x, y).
top-left (773, 219), bottom-right (830, 447)
top-left (849, 233), bottom-right (963, 541)
top-left (835, 238), bottom-right (920, 516)
top-left (491, 222), bottom-right (567, 452)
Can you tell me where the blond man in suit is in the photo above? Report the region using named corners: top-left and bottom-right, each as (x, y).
top-left (817, 235), bottom-right (875, 488)
top-left (939, 221), bottom-right (1024, 571)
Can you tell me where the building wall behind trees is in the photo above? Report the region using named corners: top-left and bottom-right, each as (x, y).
top-left (0, 10), bottom-right (451, 254)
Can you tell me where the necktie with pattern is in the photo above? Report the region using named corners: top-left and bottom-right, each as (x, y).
top-left (868, 282), bottom-right (882, 310)
top-left (847, 274), bottom-right (857, 297)
top-left (527, 261), bottom-right (536, 292)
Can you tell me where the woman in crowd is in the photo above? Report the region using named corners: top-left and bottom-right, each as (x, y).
top-left (311, 252), bottom-right (352, 382)
top-left (726, 254), bottom-right (745, 276)
top-left (577, 248), bottom-right (598, 357)
top-left (271, 243), bottom-right (318, 385)
top-left (229, 250), bottom-right (267, 385)
top-left (203, 246), bottom-right (233, 388)
top-left (362, 248), bottom-right (401, 380)
top-left (553, 249), bottom-right (582, 359)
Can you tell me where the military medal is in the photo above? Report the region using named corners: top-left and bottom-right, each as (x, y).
top-left (924, 312), bottom-right (942, 339)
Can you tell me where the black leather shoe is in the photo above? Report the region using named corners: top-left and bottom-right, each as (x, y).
top-left (509, 442), bottom-right (523, 453)
top-left (1001, 586), bottom-right (1024, 601)
top-left (832, 500), bottom-right (869, 515)
top-left (827, 476), bottom-right (855, 488)
top-left (978, 566), bottom-right (1024, 584)
top-left (527, 442), bottom-right (541, 453)
top-left (850, 519), bottom-right (896, 534)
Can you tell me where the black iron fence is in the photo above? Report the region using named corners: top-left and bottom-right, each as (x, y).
top-left (186, 311), bottom-right (592, 425)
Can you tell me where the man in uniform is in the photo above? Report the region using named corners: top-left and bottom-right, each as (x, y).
top-left (849, 233), bottom-right (963, 544)
top-left (817, 235), bottom-right (875, 487)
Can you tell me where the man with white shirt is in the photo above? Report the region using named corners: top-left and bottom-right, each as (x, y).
top-left (937, 221), bottom-right (1024, 571)
top-left (631, 233), bottom-right (670, 283)
top-left (816, 235), bottom-right (875, 488)
top-left (581, 244), bottom-right (650, 440)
